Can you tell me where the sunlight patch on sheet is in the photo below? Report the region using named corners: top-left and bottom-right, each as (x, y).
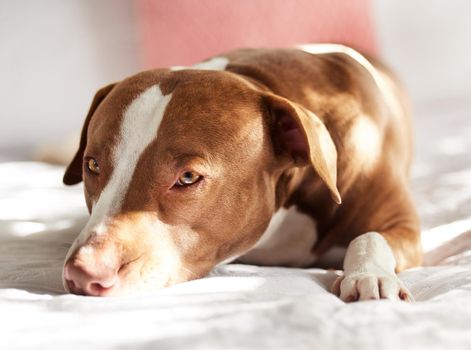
top-left (437, 137), bottom-right (468, 155)
top-left (0, 219), bottom-right (77, 238)
top-left (9, 221), bottom-right (46, 236)
top-left (156, 276), bottom-right (267, 295)
top-left (411, 163), bottom-right (432, 178)
top-left (422, 218), bottom-right (471, 252)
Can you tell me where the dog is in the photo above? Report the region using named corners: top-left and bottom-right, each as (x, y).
top-left (62, 44), bottom-right (422, 300)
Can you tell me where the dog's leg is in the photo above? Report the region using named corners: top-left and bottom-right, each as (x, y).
top-left (332, 229), bottom-right (420, 302)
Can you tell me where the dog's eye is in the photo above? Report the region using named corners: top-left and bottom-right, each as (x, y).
top-left (86, 158), bottom-right (100, 175)
top-left (175, 171), bottom-right (202, 187)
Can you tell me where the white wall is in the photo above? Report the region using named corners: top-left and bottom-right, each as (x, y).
top-left (1, 1), bottom-right (470, 152)
top-left (373, 0), bottom-right (471, 181)
top-left (0, 0), bottom-right (139, 150)
top-left (374, 0), bottom-right (471, 105)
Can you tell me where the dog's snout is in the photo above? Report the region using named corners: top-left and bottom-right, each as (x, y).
top-left (64, 248), bottom-right (120, 296)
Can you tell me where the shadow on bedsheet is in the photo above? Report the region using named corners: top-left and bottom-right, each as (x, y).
top-left (0, 212), bottom-right (341, 298)
top-left (2, 213), bottom-right (471, 303)
top-left (0, 216), bottom-right (87, 294)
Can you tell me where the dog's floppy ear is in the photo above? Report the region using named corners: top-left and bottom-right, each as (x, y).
top-left (264, 93), bottom-right (341, 204)
top-left (63, 83), bottom-right (116, 185)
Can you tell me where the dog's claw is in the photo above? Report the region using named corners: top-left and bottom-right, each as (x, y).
top-left (332, 273), bottom-right (413, 302)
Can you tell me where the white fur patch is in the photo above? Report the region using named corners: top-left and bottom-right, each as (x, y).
top-left (171, 56), bottom-right (229, 71)
top-left (297, 44), bottom-right (383, 91)
top-left (297, 44), bottom-right (399, 118)
top-left (64, 85), bottom-right (172, 265)
top-left (336, 232), bottom-right (413, 301)
top-left (343, 232), bottom-right (396, 275)
top-left (238, 206), bottom-right (318, 267)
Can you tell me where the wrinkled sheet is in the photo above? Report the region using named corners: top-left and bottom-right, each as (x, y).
top-left (1, 98), bottom-right (471, 349)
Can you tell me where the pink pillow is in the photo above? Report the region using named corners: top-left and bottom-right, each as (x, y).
top-left (136, 0), bottom-right (377, 68)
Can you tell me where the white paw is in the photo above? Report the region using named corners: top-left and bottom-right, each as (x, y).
top-left (332, 273), bottom-right (413, 302)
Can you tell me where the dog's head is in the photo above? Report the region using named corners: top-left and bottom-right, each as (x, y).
top-left (63, 67), bottom-right (340, 296)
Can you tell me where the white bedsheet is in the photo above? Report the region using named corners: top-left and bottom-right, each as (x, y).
top-left (1, 161), bottom-right (470, 350)
top-left (1, 95), bottom-right (471, 350)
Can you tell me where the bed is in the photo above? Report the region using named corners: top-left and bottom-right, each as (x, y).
top-left (1, 97), bottom-right (471, 349)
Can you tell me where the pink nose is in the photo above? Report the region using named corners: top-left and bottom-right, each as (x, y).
top-left (64, 251), bottom-right (120, 296)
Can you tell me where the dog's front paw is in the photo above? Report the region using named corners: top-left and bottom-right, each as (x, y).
top-left (332, 273), bottom-right (413, 302)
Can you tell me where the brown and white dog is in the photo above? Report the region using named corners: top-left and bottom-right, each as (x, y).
top-left (62, 44), bottom-right (422, 300)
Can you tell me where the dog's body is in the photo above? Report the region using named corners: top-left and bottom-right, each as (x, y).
top-left (62, 44), bottom-right (421, 300)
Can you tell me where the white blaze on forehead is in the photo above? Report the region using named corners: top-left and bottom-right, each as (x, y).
top-left (104, 85), bottom-right (172, 213)
top-left (65, 85), bottom-right (172, 261)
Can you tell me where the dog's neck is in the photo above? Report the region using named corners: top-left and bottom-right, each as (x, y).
top-left (275, 162), bottom-right (336, 218)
